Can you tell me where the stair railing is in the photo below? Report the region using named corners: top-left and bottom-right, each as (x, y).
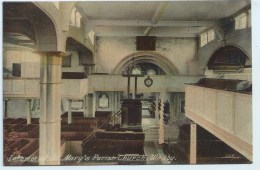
top-left (82, 109), bottom-right (122, 146)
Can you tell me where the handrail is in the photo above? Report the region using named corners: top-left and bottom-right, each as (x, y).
top-left (216, 73), bottom-right (224, 79)
top-left (82, 109), bottom-right (122, 145)
top-left (111, 109), bottom-right (122, 125)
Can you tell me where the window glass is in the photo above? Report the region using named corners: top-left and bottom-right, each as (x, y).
top-left (207, 30), bottom-right (215, 42)
top-left (88, 30), bottom-right (95, 45)
top-left (235, 13), bottom-right (247, 30)
top-left (76, 11), bottom-right (81, 27)
top-left (70, 7), bottom-right (76, 26)
top-left (200, 29), bottom-right (215, 47)
top-left (200, 33), bottom-right (207, 47)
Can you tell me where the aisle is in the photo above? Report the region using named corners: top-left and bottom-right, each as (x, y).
top-left (143, 141), bottom-right (172, 165)
top-left (143, 142), bottom-right (162, 164)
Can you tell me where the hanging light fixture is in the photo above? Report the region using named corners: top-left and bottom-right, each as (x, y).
top-left (122, 57), bottom-right (142, 75)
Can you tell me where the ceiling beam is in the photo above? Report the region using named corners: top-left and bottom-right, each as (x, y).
top-left (144, 1), bottom-right (169, 35)
top-left (95, 32), bottom-right (198, 38)
top-left (87, 20), bottom-right (218, 27)
top-left (94, 27), bottom-right (202, 38)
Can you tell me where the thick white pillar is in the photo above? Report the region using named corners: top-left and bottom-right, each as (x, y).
top-left (38, 51), bottom-right (69, 165)
top-left (190, 122), bottom-right (197, 164)
top-left (68, 100), bottom-right (72, 124)
top-left (26, 99), bottom-right (32, 124)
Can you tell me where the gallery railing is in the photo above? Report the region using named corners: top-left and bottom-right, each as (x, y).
top-left (185, 82), bottom-right (252, 161)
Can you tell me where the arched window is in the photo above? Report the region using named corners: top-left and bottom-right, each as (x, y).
top-left (207, 45), bottom-right (251, 70)
top-left (75, 11), bottom-right (81, 27)
top-left (200, 29), bottom-right (215, 47)
top-left (70, 7), bottom-right (76, 26)
top-left (88, 30), bottom-right (95, 45)
top-left (235, 13), bottom-right (247, 30)
top-left (70, 7), bottom-right (82, 27)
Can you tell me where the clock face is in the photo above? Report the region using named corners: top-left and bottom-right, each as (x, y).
top-left (144, 76), bottom-right (153, 87)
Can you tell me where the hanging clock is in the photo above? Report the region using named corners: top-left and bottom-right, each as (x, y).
top-left (144, 76), bottom-right (153, 87)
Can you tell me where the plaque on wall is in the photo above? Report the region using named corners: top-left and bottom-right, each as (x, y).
top-left (98, 93), bottom-right (109, 108)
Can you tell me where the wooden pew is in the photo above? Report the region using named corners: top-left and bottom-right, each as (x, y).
top-left (82, 130), bottom-right (145, 156)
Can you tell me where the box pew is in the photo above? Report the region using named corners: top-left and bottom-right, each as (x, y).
top-left (82, 130), bottom-right (145, 156)
top-left (61, 124), bottom-right (94, 141)
top-left (31, 118), bottom-right (39, 124)
top-left (5, 139), bottom-right (30, 158)
top-left (5, 118), bottom-right (27, 125)
top-left (16, 124), bottom-right (39, 138)
top-left (4, 139), bottom-right (39, 166)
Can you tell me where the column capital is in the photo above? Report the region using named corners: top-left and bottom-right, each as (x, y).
top-left (36, 51), bottom-right (71, 58)
top-left (38, 51), bottom-right (71, 65)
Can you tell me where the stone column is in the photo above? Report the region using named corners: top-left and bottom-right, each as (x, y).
top-left (190, 122), bottom-right (197, 164)
top-left (68, 100), bottom-right (72, 124)
top-left (26, 99), bottom-right (32, 124)
top-left (38, 51), bottom-right (69, 165)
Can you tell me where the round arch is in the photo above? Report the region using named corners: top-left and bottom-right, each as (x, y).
top-left (206, 44), bottom-right (251, 70)
top-left (206, 43), bottom-right (252, 65)
top-left (112, 52), bottom-right (180, 75)
top-left (3, 2), bottom-right (58, 51)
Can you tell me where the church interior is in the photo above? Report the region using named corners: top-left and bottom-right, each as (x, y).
top-left (2, 0), bottom-right (252, 166)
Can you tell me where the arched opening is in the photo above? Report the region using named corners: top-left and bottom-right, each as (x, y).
top-left (3, 19), bottom-right (37, 49)
top-left (113, 52), bottom-right (179, 75)
top-left (207, 45), bottom-right (252, 71)
top-left (62, 37), bottom-right (94, 79)
top-left (3, 2), bottom-right (58, 51)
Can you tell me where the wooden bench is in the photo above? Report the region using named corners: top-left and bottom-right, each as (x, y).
top-left (82, 130), bottom-right (145, 156)
top-left (16, 124), bottom-right (39, 138)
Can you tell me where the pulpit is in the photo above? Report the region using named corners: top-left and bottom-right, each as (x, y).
top-left (120, 57), bottom-right (144, 130)
top-left (121, 99), bottom-right (142, 129)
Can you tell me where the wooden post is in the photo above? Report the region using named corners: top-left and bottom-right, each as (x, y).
top-left (93, 92), bottom-right (96, 117)
top-left (26, 99), bottom-right (32, 124)
top-left (68, 100), bottom-right (72, 124)
top-left (4, 99), bottom-right (8, 118)
top-left (127, 77), bottom-right (130, 99)
top-left (134, 76), bottom-right (138, 99)
top-left (190, 122), bottom-right (197, 164)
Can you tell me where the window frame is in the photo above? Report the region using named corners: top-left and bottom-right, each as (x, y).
top-left (200, 29), bottom-right (215, 47)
